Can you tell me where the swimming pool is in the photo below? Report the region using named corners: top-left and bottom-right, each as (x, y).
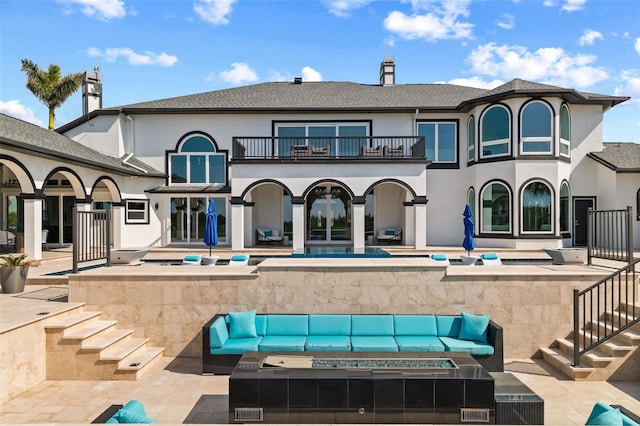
top-left (291, 246), bottom-right (391, 258)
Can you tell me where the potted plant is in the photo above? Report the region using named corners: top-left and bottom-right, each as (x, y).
top-left (0, 254), bottom-right (40, 294)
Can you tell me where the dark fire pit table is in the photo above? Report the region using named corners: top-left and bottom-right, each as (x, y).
top-left (229, 351), bottom-right (495, 424)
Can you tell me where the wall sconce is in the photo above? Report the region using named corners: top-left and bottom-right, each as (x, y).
top-left (154, 202), bottom-right (159, 211)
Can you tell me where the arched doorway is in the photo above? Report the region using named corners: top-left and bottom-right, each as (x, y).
top-left (306, 184), bottom-right (352, 243)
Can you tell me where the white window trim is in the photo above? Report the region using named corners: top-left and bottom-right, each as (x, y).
top-left (480, 106), bottom-right (511, 159)
top-left (125, 199), bottom-right (149, 224)
top-left (168, 152), bottom-right (226, 185)
top-left (520, 101), bottom-right (553, 155)
top-left (560, 105), bottom-right (571, 158)
top-left (467, 117), bottom-right (475, 162)
top-left (480, 183), bottom-right (512, 234)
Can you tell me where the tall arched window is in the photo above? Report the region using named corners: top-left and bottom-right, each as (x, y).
top-left (637, 188), bottom-right (640, 221)
top-left (480, 105), bottom-right (511, 159)
top-left (480, 182), bottom-right (511, 233)
top-left (521, 181), bottom-right (552, 233)
top-left (520, 101), bottom-right (552, 154)
top-left (467, 187), bottom-right (475, 219)
top-left (560, 104), bottom-right (571, 157)
top-left (169, 134), bottom-right (226, 185)
top-left (560, 182), bottom-right (570, 233)
top-left (467, 116), bottom-right (475, 162)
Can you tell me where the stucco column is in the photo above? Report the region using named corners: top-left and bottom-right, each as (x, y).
top-left (244, 203), bottom-right (254, 247)
top-left (23, 197), bottom-right (43, 260)
top-left (414, 197), bottom-right (428, 250)
top-left (111, 204), bottom-right (123, 249)
top-left (352, 197), bottom-right (366, 250)
top-left (292, 197), bottom-right (305, 252)
top-left (403, 201), bottom-right (415, 247)
top-left (230, 198), bottom-right (245, 251)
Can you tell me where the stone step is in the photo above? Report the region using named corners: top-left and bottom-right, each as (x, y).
top-left (81, 329), bottom-right (133, 351)
top-left (555, 338), bottom-right (614, 368)
top-left (63, 320), bottom-right (118, 340)
top-left (100, 337), bottom-right (149, 361)
top-left (114, 348), bottom-right (165, 380)
top-left (540, 347), bottom-right (594, 380)
top-left (44, 311), bottom-right (101, 329)
top-left (585, 321), bottom-right (640, 345)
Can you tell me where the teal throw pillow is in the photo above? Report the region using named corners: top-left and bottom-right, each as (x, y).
top-left (586, 408), bottom-right (623, 425)
top-left (458, 312), bottom-right (490, 343)
top-left (114, 400), bottom-right (157, 424)
top-left (264, 230), bottom-right (273, 237)
top-left (229, 309), bottom-right (257, 338)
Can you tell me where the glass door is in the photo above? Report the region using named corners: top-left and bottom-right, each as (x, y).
top-left (306, 185), bottom-right (351, 242)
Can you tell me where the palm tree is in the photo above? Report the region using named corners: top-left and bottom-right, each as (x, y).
top-left (20, 59), bottom-right (83, 129)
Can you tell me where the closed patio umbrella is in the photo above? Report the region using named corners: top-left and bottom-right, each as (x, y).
top-left (462, 204), bottom-right (476, 256)
top-left (204, 199), bottom-right (218, 256)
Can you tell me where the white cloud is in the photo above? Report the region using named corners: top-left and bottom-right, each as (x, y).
top-left (635, 37), bottom-right (640, 55)
top-left (543, 0), bottom-right (555, 6)
top-left (194, 0), bottom-right (235, 25)
top-left (267, 71), bottom-right (290, 82)
top-left (579, 29), bottom-right (603, 46)
top-left (219, 63), bottom-right (259, 84)
top-left (57, 0), bottom-right (126, 21)
top-left (435, 77), bottom-right (504, 90)
top-left (87, 47), bottom-right (178, 66)
top-left (468, 42), bottom-right (608, 88)
top-left (301, 67), bottom-right (323, 82)
top-left (562, 0), bottom-right (586, 12)
top-left (322, 0), bottom-right (373, 17)
top-left (0, 100), bottom-right (44, 127)
top-left (615, 70), bottom-right (640, 106)
top-left (383, 0), bottom-right (473, 42)
top-left (496, 13), bottom-right (514, 30)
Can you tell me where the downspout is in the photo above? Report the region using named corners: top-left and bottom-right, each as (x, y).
top-left (122, 114), bottom-right (147, 173)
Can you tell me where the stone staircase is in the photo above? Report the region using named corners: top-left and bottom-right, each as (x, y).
top-left (44, 308), bottom-right (164, 380)
top-left (540, 301), bottom-right (640, 381)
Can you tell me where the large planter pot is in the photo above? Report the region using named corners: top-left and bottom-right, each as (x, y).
top-left (0, 266), bottom-right (29, 294)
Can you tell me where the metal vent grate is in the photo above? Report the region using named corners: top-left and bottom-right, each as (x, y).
top-left (234, 408), bottom-right (263, 422)
top-left (460, 408), bottom-right (490, 423)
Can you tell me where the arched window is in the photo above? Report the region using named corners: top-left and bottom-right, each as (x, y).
top-left (520, 101), bottom-right (552, 154)
top-left (480, 182), bottom-right (511, 233)
top-left (480, 105), bottom-right (511, 159)
top-left (467, 187), bottom-right (475, 218)
top-left (560, 104), bottom-right (571, 157)
top-left (637, 188), bottom-right (640, 221)
top-left (467, 116), bottom-right (475, 162)
top-left (560, 182), bottom-right (570, 233)
top-left (169, 134), bottom-right (226, 185)
top-left (521, 181), bottom-right (552, 233)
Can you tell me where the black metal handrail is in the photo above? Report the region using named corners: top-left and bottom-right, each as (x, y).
top-left (572, 259), bottom-right (639, 366)
top-left (232, 136), bottom-right (425, 160)
top-left (588, 206), bottom-right (634, 264)
top-left (72, 208), bottom-right (111, 273)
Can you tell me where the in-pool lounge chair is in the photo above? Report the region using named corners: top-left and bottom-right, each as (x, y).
top-left (481, 253), bottom-right (502, 265)
top-left (430, 254), bottom-right (450, 266)
top-left (182, 255), bottom-right (202, 265)
top-left (228, 255), bottom-right (249, 266)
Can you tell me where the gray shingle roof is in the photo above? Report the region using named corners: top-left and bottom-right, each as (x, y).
top-left (589, 142), bottom-right (640, 172)
top-left (0, 113), bottom-right (163, 177)
top-left (101, 78), bottom-right (627, 113)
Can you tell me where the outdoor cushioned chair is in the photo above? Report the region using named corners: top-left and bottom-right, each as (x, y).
top-left (0, 230), bottom-right (17, 253)
top-left (481, 253), bottom-right (502, 265)
top-left (256, 228), bottom-right (283, 244)
top-left (430, 254), bottom-right (450, 266)
top-left (182, 255), bottom-right (202, 265)
top-left (228, 255), bottom-right (249, 266)
top-left (376, 228), bottom-right (402, 243)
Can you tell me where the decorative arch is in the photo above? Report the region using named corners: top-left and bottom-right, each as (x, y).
top-left (240, 179), bottom-right (294, 201)
top-left (467, 186), bottom-right (476, 218)
top-left (0, 155), bottom-right (36, 194)
top-left (174, 130), bottom-right (220, 152)
top-left (467, 115), bottom-right (475, 163)
top-left (167, 131), bottom-right (227, 186)
top-left (519, 178), bottom-right (554, 234)
top-left (90, 176), bottom-right (122, 204)
top-left (42, 167), bottom-right (87, 200)
top-left (479, 180), bottom-right (512, 234)
top-left (302, 179), bottom-right (355, 200)
top-left (519, 99), bottom-right (554, 155)
top-left (362, 178), bottom-right (417, 202)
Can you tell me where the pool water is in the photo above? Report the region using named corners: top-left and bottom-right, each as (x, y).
top-left (292, 246), bottom-right (391, 258)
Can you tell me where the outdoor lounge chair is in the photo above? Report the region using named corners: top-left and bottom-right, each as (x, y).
top-left (228, 255), bottom-right (249, 266)
top-left (430, 254), bottom-right (450, 266)
top-left (0, 230), bottom-right (17, 253)
top-left (256, 228), bottom-right (283, 244)
top-left (481, 253), bottom-right (502, 265)
top-left (376, 228), bottom-right (402, 243)
top-left (182, 255), bottom-right (202, 265)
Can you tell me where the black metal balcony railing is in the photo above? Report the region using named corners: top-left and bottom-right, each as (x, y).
top-left (232, 136), bottom-right (425, 160)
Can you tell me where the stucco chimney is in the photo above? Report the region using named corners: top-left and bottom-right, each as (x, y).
top-left (379, 56), bottom-right (395, 86)
top-left (82, 69), bottom-right (102, 115)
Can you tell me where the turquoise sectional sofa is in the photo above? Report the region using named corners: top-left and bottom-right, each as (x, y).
top-left (202, 312), bottom-right (503, 374)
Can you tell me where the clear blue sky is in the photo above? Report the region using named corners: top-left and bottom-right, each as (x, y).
top-left (1, 0), bottom-right (639, 142)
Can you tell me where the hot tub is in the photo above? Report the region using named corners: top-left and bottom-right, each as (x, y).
top-left (110, 249), bottom-right (149, 265)
top-left (543, 248), bottom-right (587, 264)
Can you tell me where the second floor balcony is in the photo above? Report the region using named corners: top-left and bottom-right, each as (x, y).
top-left (232, 136), bottom-right (426, 162)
